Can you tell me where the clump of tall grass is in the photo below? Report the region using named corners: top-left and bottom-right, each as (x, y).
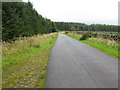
top-left (2, 33), bottom-right (56, 56)
top-left (80, 32), bottom-right (93, 40)
top-left (89, 37), bottom-right (119, 48)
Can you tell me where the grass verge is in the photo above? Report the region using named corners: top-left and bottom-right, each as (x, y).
top-left (2, 33), bottom-right (58, 88)
top-left (64, 33), bottom-right (119, 59)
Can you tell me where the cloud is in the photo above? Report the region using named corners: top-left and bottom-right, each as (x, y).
top-left (23, 0), bottom-right (119, 25)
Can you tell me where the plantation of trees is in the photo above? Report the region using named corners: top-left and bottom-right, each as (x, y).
top-left (55, 22), bottom-right (119, 32)
top-left (2, 2), bottom-right (56, 42)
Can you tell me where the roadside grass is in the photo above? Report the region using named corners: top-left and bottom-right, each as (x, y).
top-left (64, 33), bottom-right (119, 59)
top-left (72, 31), bottom-right (119, 35)
top-left (81, 40), bottom-right (119, 58)
top-left (93, 31), bottom-right (119, 35)
top-left (64, 33), bottom-right (82, 40)
top-left (2, 33), bottom-right (58, 88)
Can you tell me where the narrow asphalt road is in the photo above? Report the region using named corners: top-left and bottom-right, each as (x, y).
top-left (45, 34), bottom-right (118, 88)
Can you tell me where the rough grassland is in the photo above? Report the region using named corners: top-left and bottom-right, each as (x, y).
top-left (65, 33), bottom-right (119, 59)
top-left (2, 33), bottom-right (58, 88)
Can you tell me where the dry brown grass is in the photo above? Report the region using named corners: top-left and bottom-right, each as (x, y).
top-left (2, 33), bottom-right (56, 56)
top-left (67, 32), bottom-right (118, 49)
top-left (89, 37), bottom-right (119, 48)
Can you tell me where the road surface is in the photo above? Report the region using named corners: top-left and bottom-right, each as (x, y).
top-left (45, 34), bottom-right (118, 88)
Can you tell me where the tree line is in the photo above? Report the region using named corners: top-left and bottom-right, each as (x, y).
top-left (2, 2), bottom-right (56, 42)
top-left (55, 22), bottom-right (119, 32)
top-left (2, 2), bottom-right (119, 42)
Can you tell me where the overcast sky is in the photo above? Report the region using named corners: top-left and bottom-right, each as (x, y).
top-left (23, 0), bottom-right (119, 25)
